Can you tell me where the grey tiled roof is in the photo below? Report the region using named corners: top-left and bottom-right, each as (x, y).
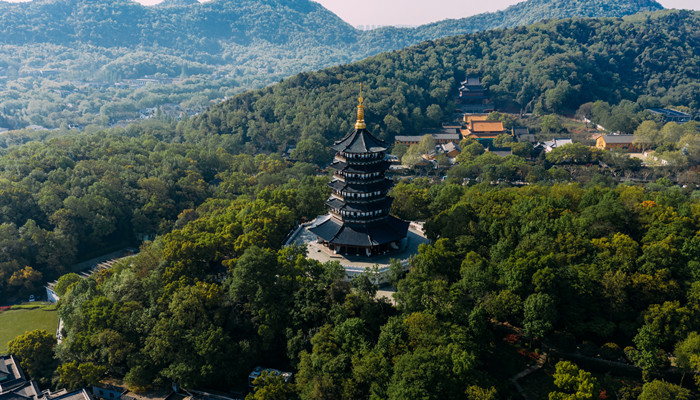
top-left (332, 129), bottom-right (388, 153)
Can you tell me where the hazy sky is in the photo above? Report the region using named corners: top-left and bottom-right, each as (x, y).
top-left (314, 0), bottom-right (700, 26)
top-left (3, 0), bottom-right (699, 26)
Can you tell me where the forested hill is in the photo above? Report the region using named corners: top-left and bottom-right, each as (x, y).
top-left (367, 0), bottom-right (664, 48)
top-left (0, 0), bottom-right (662, 52)
top-left (187, 10), bottom-right (700, 153)
top-left (0, 0), bottom-right (665, 129)
top-left (0, 0), bottom-right (358, 49)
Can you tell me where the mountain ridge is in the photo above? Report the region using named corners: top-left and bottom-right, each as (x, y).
top-left (0, 0), bottom-right (664, 51)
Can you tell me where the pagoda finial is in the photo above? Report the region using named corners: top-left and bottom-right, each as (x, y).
top-left (355, 84), bottom-right (366, 130)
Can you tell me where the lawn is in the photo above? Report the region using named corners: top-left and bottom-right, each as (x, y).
top-left (0, 303), bottom-right (58, 354)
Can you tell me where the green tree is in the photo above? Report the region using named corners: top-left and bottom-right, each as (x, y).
top-left (546, 143), bottom-right (596, 164)
top-left (523, 293), bottom-right (556, 339)
top-left (540, 115), bottom-right (564, 133)
top-left (53, 273), bottom-right (82, 297)
top-left (674, 332), bottom-right (700, 388)
top-left (7, 330), bottom-right (56, 386)
top-left (57, 361), bottom-right (107, 390)
top-left (629, 324), bottom-right (666, 380)
top-left (548, 361), bottom-right (599, 400)
top-left (247, 371), bottom-right (298, 400)
top-left (289, 139), bottom-right (331, 166)
top-left (638, 380), bottom-right (691, 400)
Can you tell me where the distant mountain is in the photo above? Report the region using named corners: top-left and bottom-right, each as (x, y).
top-left (0, 0), bottom-right (664, 52)
top-left (410, 0), bottom-right (664, 42)
top-left (0, 0), bottom-right (667, 129)
top-left (190, 10), bottom-right (699, 153)
top-left (0, 0), bottom-right (358, 49)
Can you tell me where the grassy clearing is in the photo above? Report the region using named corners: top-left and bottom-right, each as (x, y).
top-left (0, 303), bottom-right (58, 353)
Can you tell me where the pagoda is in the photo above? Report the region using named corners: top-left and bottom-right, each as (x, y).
top-left (308, 88), bottom-right (409, 257)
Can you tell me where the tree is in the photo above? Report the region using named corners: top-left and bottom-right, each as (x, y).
top-left (634, 120), bottom-right (659, 150)
top-left (386, 346), bottom-right (466, 400)
top-left (8, 266), bottom-right (43, 295)
top-left (629, 324), bottom-right (665, 380)
top-left (638, 380), bottom-right (691, 400)
top-left (493, 134), bottom-right (514, 148)
top-left (384, 115), bottom-right (403, 135)
top-left (392, 143), bottom-right (408, 159)
top-left (523, 293), bottom-right (556, 339)
top-left (247, 371), bottom-right (298, 400)
top-left (674, 332), bottom-right (700, 387)
top-left (466, 386), bottom-right (498, 400)
top-left (53, 273), bottom-right (82, 297)
top-left (548, 361), bottom-right (599, 400)
top-left (546, 143), bottom-right (595, 164)
top-left (511, 142), bottom-right (534, 158)
top-left (290, 139), bottom-right (331, 166)
top-left (7, 330), bottom-right (56, 386)
top-left (540, 115), bottom-right (564, 133)
top-left (57, 361), bottom-right (107, 390)
top-left (426, 104), bottom-right (443, 124)
top-left (483, 290), bottom-right (522, 323)
top-left (417, 134), bottom-right (436, 154)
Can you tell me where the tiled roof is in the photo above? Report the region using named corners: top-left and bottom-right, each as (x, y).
top-left (332, 128), bottom-right (387, 153)
top-left (470, 121), bottom-right (505, 132)
top-left (599, 135), bottom-right (637, 144)
top-left (308, 215), bottom-right (409, 247)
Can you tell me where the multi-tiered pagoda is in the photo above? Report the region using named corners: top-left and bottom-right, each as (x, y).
top-left (308, 90), bottom-right (409, 257)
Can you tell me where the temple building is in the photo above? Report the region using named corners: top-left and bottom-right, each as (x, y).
top-left (308, 91), bottom-right (409, 257)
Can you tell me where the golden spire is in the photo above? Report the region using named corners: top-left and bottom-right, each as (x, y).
top-left (355, 84), bottom-right (366, 130)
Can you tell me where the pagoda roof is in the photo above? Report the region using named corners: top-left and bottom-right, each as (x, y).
top-left (330, 160), bottom-right (390, 173)
top-left (308, 214), bottom-right (409, 247)
top-left (332, 128), bottom-right (388, 153)
top-left (328, 179), bottom-right (392, 193)
top-left (326, 197), bottom-right (392, 212)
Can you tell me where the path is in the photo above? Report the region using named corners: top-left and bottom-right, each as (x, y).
top-left (509, 350), bottom-right (548, 400)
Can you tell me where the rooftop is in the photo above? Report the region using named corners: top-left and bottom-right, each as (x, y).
top-left (599, 134), bottom-right (639, 144)
top-left (469, 121), bottom-right (505, 132)
top-left (647, 108), bottom-right (691, 117)
top-left (289, 223), bottom-right (429, 280)
top-left (332, 129), bottom-right (388, 153)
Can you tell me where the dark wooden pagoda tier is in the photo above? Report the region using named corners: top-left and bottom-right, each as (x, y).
top-left (308, 92), bottom-right (409, 256)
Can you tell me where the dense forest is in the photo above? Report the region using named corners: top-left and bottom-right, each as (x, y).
top-left (189, 9), bottom-right (700, 153)
top-left (1, 9), bottom-right (698, 301)
top-left (0, 0), bottom-right (664, 128)
top-left (0, 5), bottom-right (698, 399)
top-left (33, 177), bottom-right (699, 398)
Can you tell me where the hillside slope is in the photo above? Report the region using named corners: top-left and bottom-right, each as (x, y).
top-left (0, 0), bottom-right (663, 52)
top-left (187, 10), bottom-right (699, 152)
top-left (0, 0), bottom-right (667, 129)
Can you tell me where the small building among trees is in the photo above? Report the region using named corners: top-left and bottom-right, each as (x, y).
top-left (596, 135), bottom-right (648, 152)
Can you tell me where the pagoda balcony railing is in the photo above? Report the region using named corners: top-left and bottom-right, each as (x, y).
top-left (330, 212), bottom-right (388, 224)
top-left (334, 155), bottom-right (385, 164)
top-left (332, 173), bottom-right (386, 184)
top-left (329, 194), bottom-right (386, 204)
